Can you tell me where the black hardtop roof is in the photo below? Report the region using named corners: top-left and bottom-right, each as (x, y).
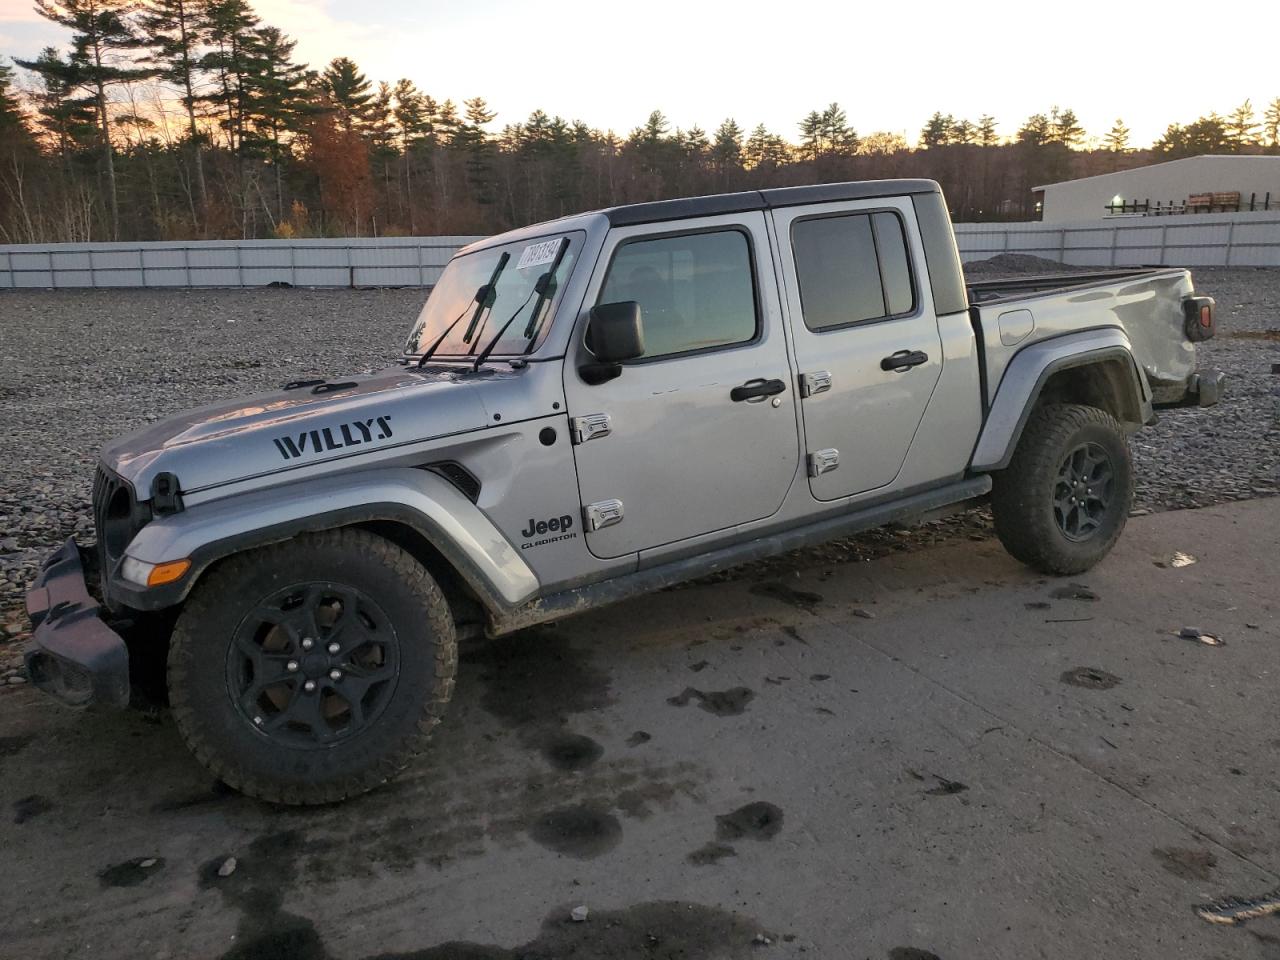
top-left (602, 179), bottom-right (941, 227)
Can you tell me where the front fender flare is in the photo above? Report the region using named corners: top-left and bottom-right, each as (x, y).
top-left (110, 468), bottom-right (540, 613)
top-left (970, 328), bottom-right (1152, 472)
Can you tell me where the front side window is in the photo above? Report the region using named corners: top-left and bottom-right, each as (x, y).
top-left (598, 229), bottom-right (757, 360)
top-left (791, 211), bottom-right (916, 331)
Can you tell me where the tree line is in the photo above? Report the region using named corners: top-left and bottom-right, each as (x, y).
top-left (2, 0), bottom-right (1278, 244)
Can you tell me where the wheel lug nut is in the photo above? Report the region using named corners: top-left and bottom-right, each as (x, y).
top-left (303, 680), bottom-right (317, 692)
top-left (286, 660), bottom-right (299, 672)
top-left (329, 669), bottom-right (342, 682)
top-left (327, 642), bottom-right (340, 655)
top-left (301, 638), bottom-right (314, 651)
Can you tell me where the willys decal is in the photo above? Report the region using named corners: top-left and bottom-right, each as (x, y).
top-left (273, 415), bottom-right (393, 460)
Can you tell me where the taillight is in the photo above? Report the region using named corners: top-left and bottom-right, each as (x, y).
top-left (1183, 296), bottom-right (1215, 342)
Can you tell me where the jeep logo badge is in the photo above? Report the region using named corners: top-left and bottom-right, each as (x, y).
top-left (521, 514), bottom-right (574, 539)
top-left (519, 514), bottom-right (578, 550)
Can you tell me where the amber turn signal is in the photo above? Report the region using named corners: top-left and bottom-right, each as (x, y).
top-left (146, 559), bottom-right (191, 587)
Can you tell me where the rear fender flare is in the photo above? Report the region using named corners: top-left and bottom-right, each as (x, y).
top-left (970, 328), bottom-right (1152, 472)
top-left (110, 468), bottom-right (539, 614)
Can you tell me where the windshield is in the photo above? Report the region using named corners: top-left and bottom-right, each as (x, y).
top-left (405, 231), bottom-right (584, 360)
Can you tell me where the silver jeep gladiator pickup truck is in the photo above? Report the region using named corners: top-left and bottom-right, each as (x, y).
top-left (25, 179), bottom-right (1224, 803)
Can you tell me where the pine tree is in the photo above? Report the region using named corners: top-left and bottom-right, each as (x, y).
top-left (1017, 113), bottom-right (1052, 146)
top-left (320, 56), bottom-right (374, 132)
top-left (1225, 100), bottom-right (1258, 150)
top-left (821, 102), bottom-right (857, 155)
top-left (138, 0), bottom-right (209, 205)
top-left (18, 47), bottom-right (97, 157)
top-left (976, 115), bottom-right (998, 147)
top-left (950, 118), bottom-right (976, 145)
top-left (0, 59), bottom-right (33, 141)
top-left (200, 0), bottom-right (260, 152)
top-left (19, 0), bottom-right (153, 239)
top-left (798, 110), bottom-right (823, 159)
top-left (1265, 97), bottom-right (1280, 148)
top-left (919, 111), bottom-right (953, 148)
top-left (1050, 107), bottom-right (1084, 147)
top-left (1104, 118), bottom-right (1130, 152)
top-left (744, 123), bottom-right (787, 169)
top-left (710, 118), bottom-right (743, 171)
top-left (459, 96), bottom-right (496, 205)
top-left (244, 26), bottom-right (308, 217)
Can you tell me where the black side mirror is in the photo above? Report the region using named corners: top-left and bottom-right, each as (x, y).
top-left (580, 301), bottom-right (645, 385)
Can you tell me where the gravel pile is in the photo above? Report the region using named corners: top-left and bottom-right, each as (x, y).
top-left (962, 253), bottom-right (1091, 276)
top-left (1, 268), bottom-right (1276, 642)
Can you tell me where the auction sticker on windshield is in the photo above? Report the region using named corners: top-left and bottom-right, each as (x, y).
top-left (517, 239), bottom-right (563, 270)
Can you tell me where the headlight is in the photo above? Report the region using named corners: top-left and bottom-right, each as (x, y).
top-left (120, 555), bottom-right (191, 588)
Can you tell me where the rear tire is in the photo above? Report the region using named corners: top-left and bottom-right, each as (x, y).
top-left (168, 528), bottom-right (456, 805)
top-left (990, 403), bottom-right (1134, 576)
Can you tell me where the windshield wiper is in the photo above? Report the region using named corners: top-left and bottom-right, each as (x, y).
top-left (463, 251), bottom-right (513, 355)
top-left (472, 238), bottom-right (570, 372)
top-left (414, 252), bottom-right (509, 368)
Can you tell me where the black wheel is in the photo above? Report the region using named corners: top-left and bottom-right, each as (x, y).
top-left (990, 403), bottom-right (1134, 575)
top-left (168, 528), bottom-right (456, 805)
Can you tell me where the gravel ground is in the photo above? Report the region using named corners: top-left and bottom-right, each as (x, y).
top-left (1, 266), bottom-right (1276, 657)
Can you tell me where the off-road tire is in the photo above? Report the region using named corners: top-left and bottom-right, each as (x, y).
top-left (168, 528), bottom-right (456, 805)
top-left (990, 403), bottom-right (1134, 576)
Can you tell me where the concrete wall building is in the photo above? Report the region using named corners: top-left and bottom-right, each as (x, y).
top-left (1035, 155), bottom-right (1280, 222)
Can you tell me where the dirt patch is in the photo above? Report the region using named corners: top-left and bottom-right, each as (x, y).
top-left (0, 734), bottom-right (33, 759)
top-left (462, 630), bottom-right (612, 729)
top-left (1050, 583), bottom-right (1099, 601)
top-left (362, 901), bottom-right (773, 960)
top-left (924, 777), bottom-right (969, 797)
top-left (625, 731), bottom-right (651, 747)
top-left (889, 949), bottom-right (942, 960)
top-left (528, 804), bottom-right (623, 859)
top-left (1225, 330), bottom-right (1280, 341)
top-left (98, 856), bottom-right (166, 888)
top-left (687, 841), bottom-right (738, 866)
top-left (750, 581), bottom-right (824, 611)
top-left (667, 687), bottom-right (755, 716)
top-left (1153, 846), bottom-right (1218, 881)
top-left (1060, 667), bottom-right (1122, 690)
top-left (715, 801), bottom-right (783, 842)
top-left (12, 794), bottom-right (53, 824)
top-left (540, 733), bottom-right (604, 772)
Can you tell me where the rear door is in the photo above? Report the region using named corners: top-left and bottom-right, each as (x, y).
top-left (772, 199), bottom-right (943, 500)
top-left (563, 212), bottom-right (799, 559)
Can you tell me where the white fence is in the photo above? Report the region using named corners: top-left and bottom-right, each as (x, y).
top-left (0, 236), bottom-right (483, 289)
top-left (953, 211), bottom-right (1280, 268)
top-left (3, 210), bottom-right (1280, 289)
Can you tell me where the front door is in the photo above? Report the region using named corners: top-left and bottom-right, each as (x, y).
top-left (772, 199), bottom-right (944, 500)
top-left (563, 212), bottom-right (799, 559)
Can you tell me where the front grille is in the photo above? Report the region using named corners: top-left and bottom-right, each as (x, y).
top-left (92, 465), bottom-right (150, 585)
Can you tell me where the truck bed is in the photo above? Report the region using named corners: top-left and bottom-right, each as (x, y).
top-left (966, 267), bottom-right (1180, 304)
top-left (965, 266), bottom-right (1199, 405)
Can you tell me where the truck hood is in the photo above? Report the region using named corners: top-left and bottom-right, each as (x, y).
top-left (102, 366), bottom-right (496, 497)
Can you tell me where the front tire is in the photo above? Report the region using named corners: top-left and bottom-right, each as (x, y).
top-left (168, 528), bottom-right (456, 805)
top-left (990, 403), bottom-right (1134, 576)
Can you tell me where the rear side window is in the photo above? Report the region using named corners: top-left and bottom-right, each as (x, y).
top-left (599, 230), bottom-right (757, 360)
top-left (791, 211), bottom-right (916, 331)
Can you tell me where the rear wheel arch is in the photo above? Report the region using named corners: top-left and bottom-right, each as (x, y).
top-left (1035, 356), bottom-right (1146, 426)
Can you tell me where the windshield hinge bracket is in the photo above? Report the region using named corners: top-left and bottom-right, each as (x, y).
top-left (570, 413), bottom-right (612, 445)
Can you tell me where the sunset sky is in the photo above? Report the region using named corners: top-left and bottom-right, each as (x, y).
top-left (1, 0), bottom-right (1273, 147)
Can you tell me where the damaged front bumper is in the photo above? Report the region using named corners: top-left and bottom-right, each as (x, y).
top-left (24, 538), bottom-right (130, 708)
